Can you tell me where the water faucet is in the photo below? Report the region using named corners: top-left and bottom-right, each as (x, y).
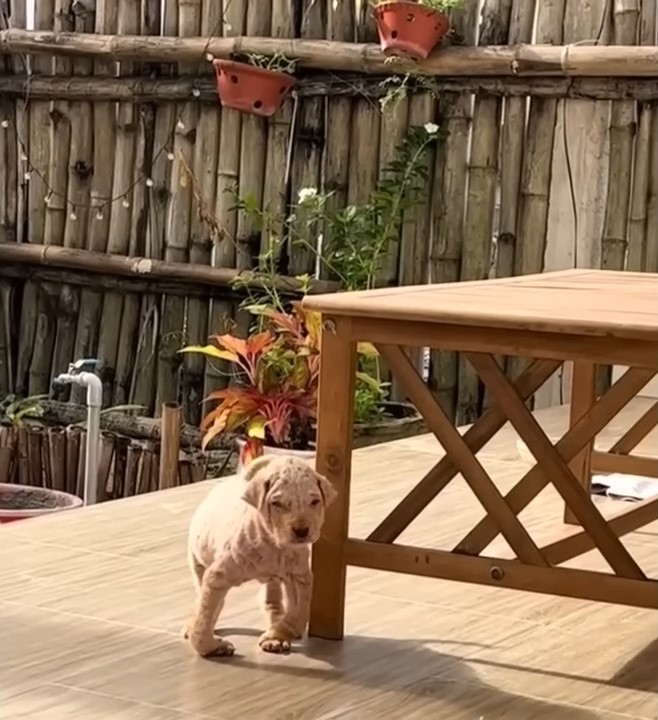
top-left (54, 359), bottom-right (103, 506)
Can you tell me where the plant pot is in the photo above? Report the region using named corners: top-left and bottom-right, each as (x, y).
top-left (235, 438), bottom-right (315, 474)
top-left (373, 1), bottom-right (450, 60)
top-left (212, 59), bottom-right (296, 118)
top-left (0, 483), bottom-right (83, 524)
top-left (353, 401), bottom-right (425, 448)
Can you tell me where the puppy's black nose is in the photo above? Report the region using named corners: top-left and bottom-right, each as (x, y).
top-left (293, 526), bottom-right (309, 540)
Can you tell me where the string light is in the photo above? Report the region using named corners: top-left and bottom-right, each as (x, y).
top-left (8, 4), bottom-right (230, 221)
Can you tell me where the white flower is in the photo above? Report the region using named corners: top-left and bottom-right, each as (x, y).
top-left (298, 187), bottom-right (318, 204)
top-left (424, 122), bottom-right (439, 135)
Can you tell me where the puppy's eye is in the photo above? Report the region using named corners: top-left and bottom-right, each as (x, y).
top-left (310, 498), bottom-right (321, 507)
top-left (271, 500), bottom-right (284, 509)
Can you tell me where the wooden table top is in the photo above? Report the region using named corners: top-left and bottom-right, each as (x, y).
top-left (302, 270), bottom-right (658, 340)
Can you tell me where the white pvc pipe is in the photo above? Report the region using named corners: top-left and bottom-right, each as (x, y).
top-left (54, 371), bottom-right (103, 506)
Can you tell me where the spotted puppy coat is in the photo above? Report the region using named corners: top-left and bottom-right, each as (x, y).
top-left (184, 454), bottom-right (336, 657)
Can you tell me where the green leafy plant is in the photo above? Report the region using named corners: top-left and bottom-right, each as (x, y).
top-left (245, 52), bottom-right (297, 74)
top-left (0, 394), bottom-right (49, 426)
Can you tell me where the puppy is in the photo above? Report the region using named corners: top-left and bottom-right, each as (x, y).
top-left (184, 454), bottom-right (336, 657)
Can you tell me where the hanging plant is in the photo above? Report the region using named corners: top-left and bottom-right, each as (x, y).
top-left (372, 0), bottom-right (459, 60)
top-left (212, 52), bottom-right (297, 118)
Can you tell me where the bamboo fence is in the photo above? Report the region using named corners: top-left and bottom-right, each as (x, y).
top-left (0, 0), bottom-right (657, 430)
top-left (0, 421), bottom-right (212, 500)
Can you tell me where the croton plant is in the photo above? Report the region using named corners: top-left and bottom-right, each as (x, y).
top-left (182, 303), bottom-right (377, 466)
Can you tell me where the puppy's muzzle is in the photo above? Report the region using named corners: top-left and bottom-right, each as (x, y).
top-left (292, 526), bottom-right (310, 542)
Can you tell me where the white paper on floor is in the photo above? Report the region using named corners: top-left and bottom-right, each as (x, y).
top-left (591, 474), bottom-right (658, 502)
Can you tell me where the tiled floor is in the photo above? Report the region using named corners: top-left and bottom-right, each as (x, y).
top-left (1, 400), bottom-right (657, 719)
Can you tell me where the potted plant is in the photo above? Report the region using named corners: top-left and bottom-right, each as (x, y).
top-left (212, 52), bottom-right (297, 118)
top-left (372, 0), bottom-right (458, 60)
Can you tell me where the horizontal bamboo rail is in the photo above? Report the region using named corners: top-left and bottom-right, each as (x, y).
top-left (2, 31), bottom-right (658, 77)
top-left (0, 243), bottom-right (338, 295)
top-left (2, 74), bottom-right (657, 102)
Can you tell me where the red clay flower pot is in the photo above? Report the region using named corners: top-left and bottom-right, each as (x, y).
top-left (374, 1), bottom-right (450, 60)
top-left (0, 483), bottom-right (83, 524)
top-left (212, 59), bottom-right (296, 118)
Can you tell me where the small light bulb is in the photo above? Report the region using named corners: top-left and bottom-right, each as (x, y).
top-left (192, 88), bottom-right (201, 98)
top-left (1, 119), bottom-right (9, 129)
top-left (21, 153), bottom-right (28, 162)
top-left (205, 52), bottom-right (214, 62)
top-left (24, 171), bottom-right (31, 182)
top-left (95, 209), bottom-right (104, 221)
top-left (145, 178), bottom-right (154, 187)
top-left (122, 199), bottom-right (130, 208)
top-left (70, 211), bottom-right (77, 221)
top-left (166, 152), bottom-right (175, 161)
top-left (176, 119), bottom-right (185, 130)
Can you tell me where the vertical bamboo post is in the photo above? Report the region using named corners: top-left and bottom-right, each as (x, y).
top-left (320, 0), bottom-right (356, 282)
top-left (506, 0), bottom-right (566, 390)
top-left (287, 0), bottom-right (327, 277)
top-left (457, 0), bottom-right (513, 424)
top-left (602, 0), bottom-right (640, 272)
top-left (181, 0), bottom-right (221, 425)
top-left (428, 2), bottom-right (477, 421)
top-left (155, 0), bottom-right (202, 413)
top-left (129, 0), bottom-right (176, 414)
top-left (159, 402), bottom-right (181, 490)
top-left (69, 0), bottom-right (118, 405)
top-left (205, 0), bottom-right (248, 399)
top-left (389, 93), bottom-right (436, 402)
top-left (626, 0), bottom-right (656, 271)
top-left (261, 1), bottom-right (296, 274)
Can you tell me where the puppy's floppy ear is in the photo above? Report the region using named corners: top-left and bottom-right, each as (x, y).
top-left (241, 455), bottom-right (273, 483)
top-left (315, 473), bottom-right (337, 507)
top-left (241, 456), bottom-right (274, 508)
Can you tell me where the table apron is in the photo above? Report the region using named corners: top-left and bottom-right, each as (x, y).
top-left (337, 317), bottom-right (658, 370)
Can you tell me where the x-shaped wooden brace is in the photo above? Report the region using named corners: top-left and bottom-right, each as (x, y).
top-left (368, 355), bottom-right (561, 544)
top-left (374, 345), bottom-right (653, 580)
top-left (374, 344), bottom-right (550, 567)
top-left (457, 355), bottom-right (654, 579)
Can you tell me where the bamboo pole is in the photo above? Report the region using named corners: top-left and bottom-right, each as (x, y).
top-left (260, 1), bottom-right (296, 270)
top-left (3, 31), bottom-right (658, 76)
top-left (627, 0), bottom-right (656, 271)
top-left (506, 0), bottom-right (566, 388)
top-left (204, 0), bottom-right (247, 401)
top-left (69, 0), bottom-right (118, 405)
top-left (2, 74), bottom-right (657, 102)
top-left (287, 0), bottom-right (326, 277)
top-left (601, 0), bottom-right (641, 273)
top-left (428, 2), bottom-right (477, 422)
top-left (457, 0), bottom-right (513, 424)
top-left (0, 243), bottom-right (337, 293)
top-left (159, 401), bottom-right (181, 490)
top-left (234, 0), bottom-right (272, 332)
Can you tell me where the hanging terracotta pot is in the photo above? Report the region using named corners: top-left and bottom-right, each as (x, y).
top-left (212, 59), bottom-right (296, 118)
top-left (373, 1), bottom-right (450, 60)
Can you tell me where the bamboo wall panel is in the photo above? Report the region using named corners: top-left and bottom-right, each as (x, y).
top-left (1, 0), bottom-right (657, 429)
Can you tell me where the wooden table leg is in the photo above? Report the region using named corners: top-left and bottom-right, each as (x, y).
top-left (309, 316), bottom-right (356, 641)
top-left (564, 362), bottom-right (597, 525)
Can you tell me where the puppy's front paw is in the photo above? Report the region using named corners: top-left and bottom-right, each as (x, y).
top-left (191, 635), bottom-right (235, 658)
top-left (259, 633), bottom-right (291, 654)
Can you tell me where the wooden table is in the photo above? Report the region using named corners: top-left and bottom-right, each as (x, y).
top-left (302, 269), bottom-right (658, 641)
